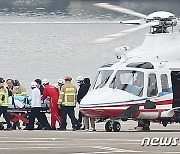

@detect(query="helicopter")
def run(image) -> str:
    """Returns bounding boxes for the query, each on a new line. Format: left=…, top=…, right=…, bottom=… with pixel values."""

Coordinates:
left=80, top=3, right=180, bottom=132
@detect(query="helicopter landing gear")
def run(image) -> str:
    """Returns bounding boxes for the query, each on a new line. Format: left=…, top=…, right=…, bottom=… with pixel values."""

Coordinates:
left=105, top=120, right=121, bottom=132
left=136, top=120, right=150, bottom=131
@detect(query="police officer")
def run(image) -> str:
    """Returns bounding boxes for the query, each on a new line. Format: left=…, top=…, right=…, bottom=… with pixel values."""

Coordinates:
left=59, top=76, right=81, bottom=131
left=0, top=77, right=12, bottom=130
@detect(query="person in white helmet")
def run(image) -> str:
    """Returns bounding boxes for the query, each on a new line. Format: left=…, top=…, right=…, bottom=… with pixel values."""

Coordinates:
left=58, top=79, right=65, bottom=91
left=42, top=79, right=62, bottom=130
left=76, top=76, right=85, bottom=127
left=27, top=82, right=48, bottom=130
left=76, top=76, right=84, bottom=86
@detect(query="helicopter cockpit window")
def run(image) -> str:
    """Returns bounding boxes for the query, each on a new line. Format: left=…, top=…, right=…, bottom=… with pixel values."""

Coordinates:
left=147, top=74, right=158, bottom=97
left=109, top=70, right=144, bottom=96
left=93, top=70, right=113, bottom=89
left=161, top=74, right=169, bottom=92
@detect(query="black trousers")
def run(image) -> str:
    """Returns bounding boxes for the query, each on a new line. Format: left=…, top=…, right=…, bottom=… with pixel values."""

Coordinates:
left=61, top=106, right=80, bottom=129
left=78, top=111, right=85, bottom=124
left=28, top=107, right=47, bottom=130
left=0, top=106, right=12, bottom=128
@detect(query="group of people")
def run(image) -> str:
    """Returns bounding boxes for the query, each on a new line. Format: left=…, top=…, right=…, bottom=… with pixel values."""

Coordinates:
left=0, top=75, right=96, bottom=131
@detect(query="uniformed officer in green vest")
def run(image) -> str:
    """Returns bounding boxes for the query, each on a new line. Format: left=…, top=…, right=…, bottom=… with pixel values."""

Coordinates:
left=0, top=77, right=12, bottom=130
left=59, top=76, right=81, bottom=131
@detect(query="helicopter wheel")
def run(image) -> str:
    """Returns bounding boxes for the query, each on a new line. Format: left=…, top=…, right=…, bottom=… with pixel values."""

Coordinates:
left=105, top=120, right=113, bottom=132
left=113, top=121, right=121, bottom=132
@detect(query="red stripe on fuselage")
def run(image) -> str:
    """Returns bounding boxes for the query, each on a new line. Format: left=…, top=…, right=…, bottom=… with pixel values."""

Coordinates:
left=80, top=99, right=173, bottom=109
left=80, top=99, right=173, bottom=118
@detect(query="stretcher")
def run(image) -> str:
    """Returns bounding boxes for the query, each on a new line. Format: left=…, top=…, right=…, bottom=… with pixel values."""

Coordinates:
left=7, top=96, right=50, bottom=125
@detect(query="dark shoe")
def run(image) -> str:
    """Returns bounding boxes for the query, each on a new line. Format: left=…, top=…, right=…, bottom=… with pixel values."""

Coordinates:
left=35, top=125, right=43, bottom=130
left=4, top=127, right=12, bottom=131
left=76, top=124, right=82, bottom=130
left=72, top=128, right=76, bottom=131
left=80, top=126, right=85, bottom=130
left=12, top=125, right=16, bottom=130
left=50, top=127, right=56, bottom=130
left=58, top=128, right=66, bottom=131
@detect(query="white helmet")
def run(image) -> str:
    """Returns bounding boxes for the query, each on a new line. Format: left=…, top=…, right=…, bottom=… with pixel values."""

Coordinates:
left=58, top=79, right=65, bottom=84
left=31, top=82, right=37, bottom=88
left=42, top=79, right=49, bottom=85
left=76, top=76, right=84, bottom=82
left=53, top=83, right=59, bottom=89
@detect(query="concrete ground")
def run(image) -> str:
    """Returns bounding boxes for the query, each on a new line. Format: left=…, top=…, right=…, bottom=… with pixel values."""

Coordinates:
left=0, top=120, right=179, bottom=154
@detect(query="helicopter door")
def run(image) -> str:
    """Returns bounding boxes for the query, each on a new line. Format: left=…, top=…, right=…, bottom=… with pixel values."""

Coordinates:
left=171, top=71, right=180, bottom=108
left=145, top=73, right=158, bottom=109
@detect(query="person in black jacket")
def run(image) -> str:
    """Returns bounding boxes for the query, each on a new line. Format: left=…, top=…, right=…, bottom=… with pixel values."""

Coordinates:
left=81, top=78, right=96, bottom=131
left=77, top=76, right=85, bottom=126
left=78, top=78, right=95, bottom=130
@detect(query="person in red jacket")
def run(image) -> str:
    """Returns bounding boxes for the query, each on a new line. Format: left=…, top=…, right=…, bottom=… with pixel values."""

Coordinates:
left=41, top=79, right=62, bottom=130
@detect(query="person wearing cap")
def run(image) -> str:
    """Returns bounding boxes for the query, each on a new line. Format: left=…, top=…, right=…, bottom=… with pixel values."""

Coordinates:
left=27, top=82, right=47, bottom=130
left=41, top=79, right=62, bottom=130
left=59, top=76, right=81, bottom=131
left=76, top=76, right=85, bottom=127
left=0, top=77, right=12, bottom=130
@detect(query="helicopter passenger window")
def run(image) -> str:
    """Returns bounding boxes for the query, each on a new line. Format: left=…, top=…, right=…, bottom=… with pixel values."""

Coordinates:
left=147, top=74, right=158, bottom=97
left=161, top=74, right=169, bottom=92
left=109, top=70, right=144, bottom=96
left=93, top=70, right=113, bottom=89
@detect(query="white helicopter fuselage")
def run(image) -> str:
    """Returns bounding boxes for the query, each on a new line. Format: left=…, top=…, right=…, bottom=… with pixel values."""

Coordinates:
left=80, top=32, right=180, bottom=121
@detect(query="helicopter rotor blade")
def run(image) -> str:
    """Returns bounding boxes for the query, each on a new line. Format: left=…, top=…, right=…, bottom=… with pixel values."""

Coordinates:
left=94, top=3, right=147, bottom=19
left=90, top=21, right=159, bottom=44
left=0, top=21, right=124, bottom=24
left=120, top=19, right=141, bottom=25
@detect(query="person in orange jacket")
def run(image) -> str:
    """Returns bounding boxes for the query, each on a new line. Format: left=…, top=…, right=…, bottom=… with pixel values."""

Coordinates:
left=41, top=79, right=62, bottom=130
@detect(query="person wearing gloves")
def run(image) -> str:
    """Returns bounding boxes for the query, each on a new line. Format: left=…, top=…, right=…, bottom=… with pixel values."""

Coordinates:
left=27, top=82, right=47, bottom=130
